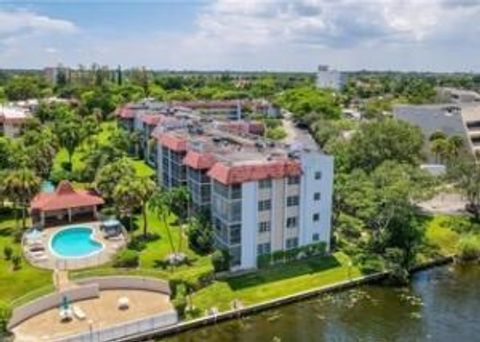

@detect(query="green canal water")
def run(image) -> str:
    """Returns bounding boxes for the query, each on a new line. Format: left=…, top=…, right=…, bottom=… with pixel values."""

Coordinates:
left=163, top=264, right=480, bottom=341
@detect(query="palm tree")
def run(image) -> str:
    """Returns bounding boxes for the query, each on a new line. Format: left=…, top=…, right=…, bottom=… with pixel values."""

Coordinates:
left=113, top=176, right=155, bottom=236
left=429, top=130, right=447, bottom=142
left=135, top=177, right=155, bottom=237
left=55, top=119, right=83, bottom=168
left=446, top=135, right=464, bottom=160
left=149, top=190, right=176, bottom=257
left=3, top=169, right=41, bottom=229
left=170, top=186, right=191, bottom=253
left=430, top=138, right=447, bottom=163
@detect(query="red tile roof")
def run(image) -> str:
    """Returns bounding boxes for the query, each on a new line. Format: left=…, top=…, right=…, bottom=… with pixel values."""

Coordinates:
left=208, top=159, right=302, bottom=185
left=141, top=114, right=163, bottom=126
left=183, top=151, right=217, bottom=170
left=31, top=181, right=104, bottom=212
left=177, top=100, right=240, bottom=110
left=117, top=106, right=135, bottom=119
left=158, top=133, right=187, bottom=152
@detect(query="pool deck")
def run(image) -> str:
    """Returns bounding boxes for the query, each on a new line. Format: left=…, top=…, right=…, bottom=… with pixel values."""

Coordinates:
left=12, top=289, right=173, bottom=342
left=24, top=222, right=127, bottom=270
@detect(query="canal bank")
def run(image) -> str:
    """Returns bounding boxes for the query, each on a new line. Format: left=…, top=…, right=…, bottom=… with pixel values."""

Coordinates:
left=114, top=255, right=456, bottom=342
left=164, top=262, right=480, bottom=342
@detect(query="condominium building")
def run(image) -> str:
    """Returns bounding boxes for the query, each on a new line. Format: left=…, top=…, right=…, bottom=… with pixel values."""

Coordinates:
left=116, top=100, right=334, bottom=271
left=316, top=65, right=346, bottom=91
left=0, top=105, right=30, bottom=137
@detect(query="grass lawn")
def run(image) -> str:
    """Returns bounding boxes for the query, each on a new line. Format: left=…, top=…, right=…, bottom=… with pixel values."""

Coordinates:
left=133, top=160, right=155, bottom=178
left=192, top=252, right=360, bottom=312
left=71, top=207, right=213, bottom=284
left=0, top=212, right=52, bottom=306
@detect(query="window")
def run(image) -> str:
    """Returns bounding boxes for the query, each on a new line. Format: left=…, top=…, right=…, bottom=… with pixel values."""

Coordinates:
left=259, top=179, right=272, bottom=189
left=258, top=199, right=271, bottom=211
left=287, top=176, right=300, bottom=185
left=287, top=195, right=299, bottom=207
left=313, top=213, right=320, bottom=222
left=258, top=221, right=271, bottom=233
left=314, top=171, right=322, bottom=180
left=286, top=216, right=298, bottom=228
left=286, top=237, right=299, bottom=250
left=312, top=233, right=320, bottom=241
left=231, top=184, right=242, bottom=199
left=314, top=192, right=321, bottom=201
left=230, top=246, right=241, bottom=267
left=257, top=243, right=271, bottom=255
left=229, top=224, right=241, bottom=245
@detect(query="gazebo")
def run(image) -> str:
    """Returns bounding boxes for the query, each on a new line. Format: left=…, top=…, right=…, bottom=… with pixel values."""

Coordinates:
left=30, top=181, right=104, bottom=226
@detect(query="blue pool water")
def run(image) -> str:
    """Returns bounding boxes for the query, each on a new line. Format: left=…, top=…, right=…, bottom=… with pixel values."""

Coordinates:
left=41, top=181, right=55, bottom=193
left=50, top=227, right=103, bottom=258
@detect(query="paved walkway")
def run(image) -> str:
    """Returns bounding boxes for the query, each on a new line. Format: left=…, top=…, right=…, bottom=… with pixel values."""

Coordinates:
left=53, top=270, right=75, bottom=291
left=417, top=192, right=467, bottom=215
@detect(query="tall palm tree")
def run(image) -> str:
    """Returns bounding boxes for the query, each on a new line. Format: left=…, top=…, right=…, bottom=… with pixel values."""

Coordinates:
left=170, top=186, right=191, bottom=253
left=447, top=135, right=464, bottom=160
left=430, top=138, right=448, bottom=163
left=55, top=119, right=83, bottom=168
left=149, top=190, right=176, bottom=257
left=113, top=176, right=155, bottom=236
left=135, top=177, right=155, bottom=237
left=3, top=169, right=41, bottom=229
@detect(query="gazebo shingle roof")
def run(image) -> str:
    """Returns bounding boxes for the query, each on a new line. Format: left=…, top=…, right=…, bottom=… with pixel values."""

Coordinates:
left=31, top=181, right=104, bottom=212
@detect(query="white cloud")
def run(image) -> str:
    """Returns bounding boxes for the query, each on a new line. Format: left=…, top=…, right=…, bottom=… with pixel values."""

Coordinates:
left=0, top=9, right=77, bottom=41
left=195, top=0, right=480, bottom=48
left=1, top=1, right=480, bottom=71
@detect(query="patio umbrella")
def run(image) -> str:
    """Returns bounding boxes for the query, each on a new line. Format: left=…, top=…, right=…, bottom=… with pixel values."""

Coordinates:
left=61, top=295, right=70, bottom=310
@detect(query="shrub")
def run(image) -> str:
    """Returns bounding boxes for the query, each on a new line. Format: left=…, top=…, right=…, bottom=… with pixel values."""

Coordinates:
left=211, top=249, right=230, bottom=272
left=257, top=254, right=272, bottom=268
left=11, top=254, right=21, bottom=270
left=266, top=127, right=287, bottom=140
left=0, top=302, right=12, bottom=333
left=312, top=241, right=327, bottom=256
left=11, top=229, right=22, bottom=244
left=285, top=248, right=300, bottom=261
left=173, top=283, right=188, bottom=318
left=113, top=249, right=139, bottom=268
left=3, top=246, right=13, bottom=261
left=457, top=235, right=480, bottom=261
left=357, top=254, right=385, bottom=274
left=272, top=250, right=285, bottom=263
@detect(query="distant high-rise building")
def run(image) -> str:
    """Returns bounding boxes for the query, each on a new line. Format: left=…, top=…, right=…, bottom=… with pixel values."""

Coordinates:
left=316, top=65, right=346, bottom=90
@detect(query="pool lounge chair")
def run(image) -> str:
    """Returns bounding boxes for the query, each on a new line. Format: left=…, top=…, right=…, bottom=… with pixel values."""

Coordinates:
left=60, top=307, right=73, bottom=322
left=27, top=250, right=48, bottom=262
left=73, top=305, right=86, bottom=320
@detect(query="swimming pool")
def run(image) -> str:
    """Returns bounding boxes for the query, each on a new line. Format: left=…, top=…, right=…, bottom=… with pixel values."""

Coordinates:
left=50, top=226, right=103, bottom=258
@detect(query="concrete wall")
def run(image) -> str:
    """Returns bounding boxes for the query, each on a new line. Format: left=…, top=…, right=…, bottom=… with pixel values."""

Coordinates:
left=299, top=152, right=334, bottom=249
left=8, top=284, right=100, bottom=329
left=76, top=276, right=171, bottom=295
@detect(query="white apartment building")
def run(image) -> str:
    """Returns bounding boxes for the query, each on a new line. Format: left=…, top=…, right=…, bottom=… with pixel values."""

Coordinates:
left=151, top=121, right=334, bottom=270
left=316, top=65, right=346, bottom=91
left=117, top=100, right=334, bottom=271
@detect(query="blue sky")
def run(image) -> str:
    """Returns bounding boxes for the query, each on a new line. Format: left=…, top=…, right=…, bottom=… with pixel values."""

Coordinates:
left=1, top=1, right=480, bottom=71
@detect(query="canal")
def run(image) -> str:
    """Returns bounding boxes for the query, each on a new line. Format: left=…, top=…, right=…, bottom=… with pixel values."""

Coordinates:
left=163, top=264, right=480, bottom=341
